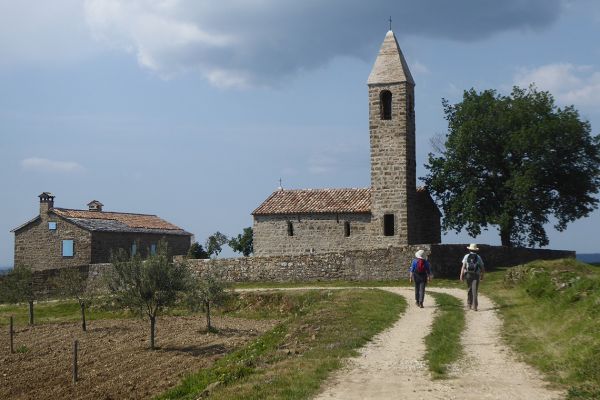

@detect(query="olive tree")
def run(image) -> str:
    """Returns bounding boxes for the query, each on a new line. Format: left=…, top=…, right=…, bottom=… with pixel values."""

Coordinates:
left=108, top=241, right=189, bottom=349
left=53, top=267, right=93, bottom=331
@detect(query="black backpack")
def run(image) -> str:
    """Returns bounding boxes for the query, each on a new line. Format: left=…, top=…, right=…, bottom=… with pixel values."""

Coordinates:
left=466, top=253, right=479, bottom=273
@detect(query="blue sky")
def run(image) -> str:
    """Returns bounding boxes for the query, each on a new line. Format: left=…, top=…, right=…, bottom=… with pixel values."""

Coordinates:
left=1, top=0, right=599, bottom=267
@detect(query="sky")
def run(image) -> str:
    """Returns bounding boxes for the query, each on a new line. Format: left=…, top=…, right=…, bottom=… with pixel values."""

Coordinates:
left=1, top=0, right=600, bottom=267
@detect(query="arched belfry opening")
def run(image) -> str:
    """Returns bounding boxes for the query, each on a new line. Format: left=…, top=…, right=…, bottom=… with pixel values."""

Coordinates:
left=380, top=90, right=392, bottom=120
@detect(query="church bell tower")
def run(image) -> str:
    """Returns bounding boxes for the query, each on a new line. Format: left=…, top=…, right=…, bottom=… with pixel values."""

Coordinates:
left=368, top=30, right=417, bottom=244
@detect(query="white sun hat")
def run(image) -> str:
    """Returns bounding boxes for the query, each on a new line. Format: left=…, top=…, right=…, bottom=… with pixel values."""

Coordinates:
left=466, top=243, right=480, bottom=251
left=415, top=249, right=426, bottom=259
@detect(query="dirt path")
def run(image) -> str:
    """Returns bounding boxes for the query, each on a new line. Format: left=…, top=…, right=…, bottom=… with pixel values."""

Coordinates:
left=314, top=287, right=564, bottom=400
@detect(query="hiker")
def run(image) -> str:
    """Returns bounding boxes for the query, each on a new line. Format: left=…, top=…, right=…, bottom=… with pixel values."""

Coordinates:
left=460, top=243, right=485, bottom=311
left=409, top=249, right=432, bottom=308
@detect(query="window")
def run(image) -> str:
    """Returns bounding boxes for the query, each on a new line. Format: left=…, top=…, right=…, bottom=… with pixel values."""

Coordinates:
left=48, top=222, right=57, bottom=230
left=344, top=221, right=351, bottom=237
left=287, top=221, right=294, bottom=236
left=62, top=240, right=74, bottom=257
left=131, top=243, right=137, bottom=256
left=383, top=214, right=395, bottom=236
left=150, top=243, right=157, bottom=255
left=380, top=90, right=392, bottom=120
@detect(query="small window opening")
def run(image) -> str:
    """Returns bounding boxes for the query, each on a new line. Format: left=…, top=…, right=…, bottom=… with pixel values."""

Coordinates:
left=62, top=239, right=74, bottom=257
left=380, top=90, right=392, bottom=120
left=48, top=222, right=57, bottom=230
left=150, top=243, right=157, bottom=255
left=287, top=221, right=294, bottom=236
left=383, top=214, right=395, bottom=236
left=344, top=221, right=351, bottom=237
left=131, top=242, right=137, bottom=256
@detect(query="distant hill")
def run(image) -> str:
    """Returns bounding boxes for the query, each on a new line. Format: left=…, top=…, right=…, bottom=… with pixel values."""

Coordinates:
left=576, top=253, right=600, bottom=263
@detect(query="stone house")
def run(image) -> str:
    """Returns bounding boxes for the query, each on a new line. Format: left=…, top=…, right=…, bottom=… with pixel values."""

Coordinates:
left=253, top=30, right=441, bottom=256
left=12, top=193, right=192, bottom=271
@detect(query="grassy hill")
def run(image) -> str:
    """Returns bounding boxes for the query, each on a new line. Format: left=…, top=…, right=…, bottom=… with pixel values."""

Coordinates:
left=483, top=259, right=600, bottom=399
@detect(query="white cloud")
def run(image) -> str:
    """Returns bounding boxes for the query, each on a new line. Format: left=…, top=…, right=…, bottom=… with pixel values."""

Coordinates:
left=514, top=63, right=600, bottom=106
left=21, top=158, right=85, bottom=173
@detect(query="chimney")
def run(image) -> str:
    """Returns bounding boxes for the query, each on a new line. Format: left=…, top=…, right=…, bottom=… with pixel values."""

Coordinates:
left=39, top=192, right=55, bottom=215
left=87, top=200, right=104, bottom=212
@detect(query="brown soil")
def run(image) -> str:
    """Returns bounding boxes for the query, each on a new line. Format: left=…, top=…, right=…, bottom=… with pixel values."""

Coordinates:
left=0, top=315, right=276, bottom=400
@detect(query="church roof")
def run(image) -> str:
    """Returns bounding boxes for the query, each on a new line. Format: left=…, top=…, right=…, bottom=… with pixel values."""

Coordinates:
left=367, top=30, right=414, bottom=85
left=252, top=188, right=372, bottom=215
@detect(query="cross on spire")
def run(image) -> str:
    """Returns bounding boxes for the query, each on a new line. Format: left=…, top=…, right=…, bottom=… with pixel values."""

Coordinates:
left=389, top=16, right=392, bottom=31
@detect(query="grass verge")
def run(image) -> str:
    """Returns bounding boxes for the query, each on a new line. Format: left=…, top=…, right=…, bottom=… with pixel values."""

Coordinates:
left=156, top=289, right=405, bottom=400
left=424, top=292, right=465, bottom=379
left=482, top=259, right=600, bottom=399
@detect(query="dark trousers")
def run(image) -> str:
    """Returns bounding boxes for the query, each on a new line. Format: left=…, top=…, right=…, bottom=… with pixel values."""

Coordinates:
left=413, top=273, right=427, bottom=304
left=465, top=273, right=480, bottom=309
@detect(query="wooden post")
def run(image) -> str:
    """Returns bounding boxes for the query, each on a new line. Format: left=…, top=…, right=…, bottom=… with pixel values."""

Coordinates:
left=28, top=300, right=34, bottom=326
left=9, top=316, right=14, bottom=354
left=72, top=339, right=78, bottom=384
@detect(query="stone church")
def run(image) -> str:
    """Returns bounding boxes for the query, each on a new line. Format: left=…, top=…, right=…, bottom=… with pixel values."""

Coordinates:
left=252, top=30, right=441, bottom=256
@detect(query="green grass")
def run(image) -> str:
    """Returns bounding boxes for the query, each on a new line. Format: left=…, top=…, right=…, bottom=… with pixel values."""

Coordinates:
left=156, top=289, right=406, bottom=400
left=424, top=292, right=465, bottom=379
left=0, top=299, right=134, bottom=327
left=482, top=259, right=600, bottom=399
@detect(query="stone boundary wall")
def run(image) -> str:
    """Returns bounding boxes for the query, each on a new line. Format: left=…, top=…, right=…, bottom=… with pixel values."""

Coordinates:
left=185, top=244, right=575, bottom=282
left=3, top=244, right=574, bottom=297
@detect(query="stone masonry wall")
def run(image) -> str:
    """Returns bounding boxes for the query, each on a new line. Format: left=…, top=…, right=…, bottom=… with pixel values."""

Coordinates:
left=186, top=244, right=575, bottom=282
left=14, top=215, right=92, bottom=272
left=14, top=244, right=574, bottom=297
left=91, top=232, right=191, bottom=263
left=369, top=82, right=416, bottom=245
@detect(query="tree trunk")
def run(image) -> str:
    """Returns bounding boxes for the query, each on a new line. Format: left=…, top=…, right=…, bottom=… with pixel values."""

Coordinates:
left=206, top=301, right=211, bottom=331
left=500, top=228, right=512, bottom=247
left=80, top=302, right=87, bottom=332
left=150, top=315, right=156, bottom=350
left=28, top=300, right=34, bottom=325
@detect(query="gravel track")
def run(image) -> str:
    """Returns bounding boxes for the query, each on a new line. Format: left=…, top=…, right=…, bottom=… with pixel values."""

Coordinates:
left=313, top=287, right=564, bottom=400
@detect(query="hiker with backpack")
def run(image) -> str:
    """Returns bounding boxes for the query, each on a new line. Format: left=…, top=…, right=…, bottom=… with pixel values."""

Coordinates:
left=409, top=249, right=432, bottom=308
left=460, top=244, right=485, bottom=311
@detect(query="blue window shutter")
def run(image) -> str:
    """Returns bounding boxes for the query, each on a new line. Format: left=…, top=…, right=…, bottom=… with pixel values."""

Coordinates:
left=62, top=240, right=74, bottom=257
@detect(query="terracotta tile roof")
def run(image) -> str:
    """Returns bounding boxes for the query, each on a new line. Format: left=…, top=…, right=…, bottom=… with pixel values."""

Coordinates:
left=51, top=208, right=191, bottom=235
left=253, top=188, right=371, bottom=215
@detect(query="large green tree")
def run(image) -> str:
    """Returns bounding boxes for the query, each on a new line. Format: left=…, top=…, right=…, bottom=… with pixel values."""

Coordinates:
left=205, top=231, right=229, bottom=258
left=424, top=86, right=600, bottom=247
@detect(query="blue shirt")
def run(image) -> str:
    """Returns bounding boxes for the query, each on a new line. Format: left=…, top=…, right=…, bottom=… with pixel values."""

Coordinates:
left=410, top=258, right=432, bottom=275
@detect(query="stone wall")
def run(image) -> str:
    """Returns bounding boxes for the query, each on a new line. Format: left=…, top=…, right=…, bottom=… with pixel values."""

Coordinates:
left=91, top=232, right=191, bottom=263
left=369, top=82, right=415, bottom=245
left=14, top=215, right=92, bottom=272
left=10, top=244, right=573, bottom=298
left=186, top=244, right=575, bottom=282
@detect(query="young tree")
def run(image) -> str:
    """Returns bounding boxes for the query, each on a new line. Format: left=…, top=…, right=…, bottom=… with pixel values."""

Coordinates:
left=228, top=227, right=254, bottom=256
left=187, top=272, right=227, bottom=332
left=424, top=86, right=600, bottom=247
left=52, top=267, right=92, bottom=331
left=205, top=232, right=229, bottom=258
left=188, top=241, right=210, bottom=259
left=108, top=241, right=189, bottom=349
left=4, top=266, right=36, bottom=325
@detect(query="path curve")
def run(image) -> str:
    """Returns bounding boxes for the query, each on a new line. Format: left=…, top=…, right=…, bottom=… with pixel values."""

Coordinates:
left=313, top=287, right=564, bottom=400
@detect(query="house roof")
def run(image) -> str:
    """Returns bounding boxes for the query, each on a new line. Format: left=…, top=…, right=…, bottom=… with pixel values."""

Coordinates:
left=252, top=188, right=372, bottom=215
left=51, top=208, right=191, bottom=236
